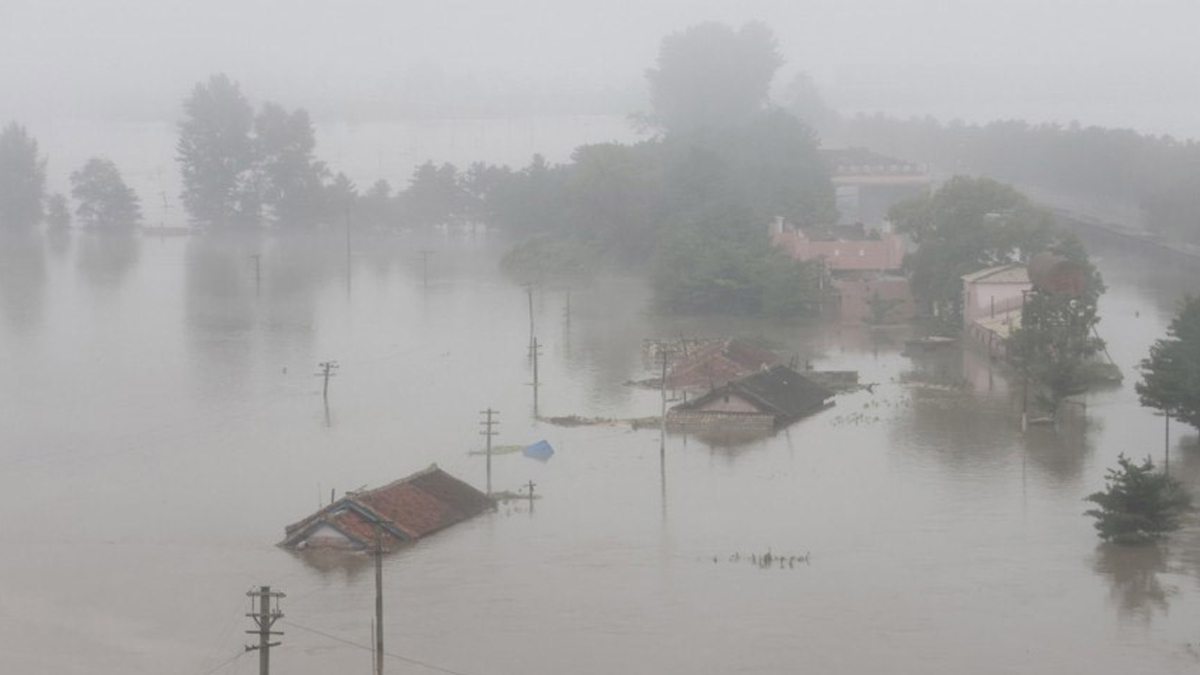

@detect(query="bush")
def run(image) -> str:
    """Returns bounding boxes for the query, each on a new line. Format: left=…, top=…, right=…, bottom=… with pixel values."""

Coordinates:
left=1084, top=455, right=1191, bottom=545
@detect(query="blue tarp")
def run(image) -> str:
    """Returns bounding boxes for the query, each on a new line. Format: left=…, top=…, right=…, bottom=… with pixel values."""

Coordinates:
left=522, top=440, right=554, bottom=462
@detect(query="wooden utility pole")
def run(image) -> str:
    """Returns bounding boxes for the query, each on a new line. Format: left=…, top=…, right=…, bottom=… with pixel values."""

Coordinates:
left=656, top=343, right=673, bottom=443
left=373, top=523, right=384, bottom=675
left=531, top=337, right=542, bottom=417
left=480, top=408, right=498, bottom=496
left=317, top=361, right=339, bottom=402
left=245, top=586, right=284, bottom=675
left=526, top=479, right=536, bottom=511
left=524, top=284, right=535, bottom=357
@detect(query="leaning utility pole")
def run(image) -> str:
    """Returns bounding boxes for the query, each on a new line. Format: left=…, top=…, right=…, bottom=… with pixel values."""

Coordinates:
left=245, top=586, right=285, bottom=675
left=480, top=408, right=499, bottom=496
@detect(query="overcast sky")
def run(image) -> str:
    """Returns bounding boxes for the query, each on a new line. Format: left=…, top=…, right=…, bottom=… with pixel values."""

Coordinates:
left=3, top=0, right=1200, bottom=136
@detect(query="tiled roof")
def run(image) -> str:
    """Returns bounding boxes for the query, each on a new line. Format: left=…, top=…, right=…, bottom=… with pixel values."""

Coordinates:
left=673, top=365, right=834, bottom=425
left=281, top=465, right=492, bottom=549
left=664, top=339, right=780, bottom=390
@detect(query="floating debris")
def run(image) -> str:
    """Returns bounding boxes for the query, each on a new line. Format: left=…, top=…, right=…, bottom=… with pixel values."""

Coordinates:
left=710, top=549, right=811, bottom=569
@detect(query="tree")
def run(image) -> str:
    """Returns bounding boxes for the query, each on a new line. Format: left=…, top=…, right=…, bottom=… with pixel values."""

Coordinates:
left=0, top=122, right=46, bottom=229
left=890, top=176, right=1058, bottom=321
left=645, top=22, right=782, bottom=135
left=45, top=193, right=71, bottom=230
left=1138, top=295, right=1200, bottom=429
left=1007, top=236, right=1107, bottom=409
left=1085, top=455, right=1191, bottom=545
left=70, top=158, right=142, bottom=230
left=400, top=161, right=462, bottom=229
left=782, top=71, right=840, bottom=139
left=254, top=102, right=327, bottom=227
left=176, top=74, right=259, bottom=227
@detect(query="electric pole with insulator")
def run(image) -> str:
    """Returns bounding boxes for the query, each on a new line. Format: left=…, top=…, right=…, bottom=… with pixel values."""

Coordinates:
left=317, top=361, right=339, bottom=402
left=245, top=585, right=284, bottom=675
left=480, top=408, right=498, bottom=496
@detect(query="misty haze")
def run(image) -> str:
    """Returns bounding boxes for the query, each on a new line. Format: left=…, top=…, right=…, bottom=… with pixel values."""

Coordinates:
left=5, top=2, right=1200, bottom=674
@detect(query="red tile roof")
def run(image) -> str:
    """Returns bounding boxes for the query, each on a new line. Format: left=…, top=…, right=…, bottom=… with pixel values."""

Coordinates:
left=663, top=339, right=781, bottom=390
left=281, top=465, right=493, bottom=550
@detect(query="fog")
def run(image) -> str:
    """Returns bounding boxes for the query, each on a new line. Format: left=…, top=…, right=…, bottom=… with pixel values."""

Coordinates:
left=4, top=0, right=1200, bottom=135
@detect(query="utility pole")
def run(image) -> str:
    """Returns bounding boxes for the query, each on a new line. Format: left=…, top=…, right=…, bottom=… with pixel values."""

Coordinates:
left=245, top=586, right=284, bottom=675
left=418, top=250, right=434, bottom=289
left=317, top=361, right=339, bottom=402
left=373, top=522, right=384, bottom=675
left=249, top=254, right=261, bottom=296
left=655, top=343, right=673, bottom=445
left=526, top=479, right=536, bottom=511
left=524, top=283, right=535, bottom=357
left=480, top=408, right=498, bottom=496
left=345, top=199, right=353, bottom=294
left=530, top=337, right=542, bottom=417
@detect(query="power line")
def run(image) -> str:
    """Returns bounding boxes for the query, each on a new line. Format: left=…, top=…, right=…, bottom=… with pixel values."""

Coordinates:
left=282, top=620, right=486, bottom=675
left=195, top=650, right=247, bottom=675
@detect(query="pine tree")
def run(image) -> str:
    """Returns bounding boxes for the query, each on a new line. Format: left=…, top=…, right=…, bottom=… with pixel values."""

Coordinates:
left=1084, top=455, right=1191, bottom=545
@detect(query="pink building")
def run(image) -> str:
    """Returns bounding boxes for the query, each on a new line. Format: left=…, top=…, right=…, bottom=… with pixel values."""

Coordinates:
left=770, top=218, right=906, bottom=272
left=961, top=264, right=1031, bottom=358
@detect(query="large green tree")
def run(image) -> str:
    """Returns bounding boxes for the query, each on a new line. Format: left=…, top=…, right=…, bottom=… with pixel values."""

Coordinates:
left=1138, top=295, right=1200, bottom=429
left=0, top=122, right=46, bottom=229
left=177, top=74, right=259, bottom=227
left=254, top=102, right=327, bottom=227
left=1007, top=236, right=1107, bottom=408
left=70, top=157, right=142, bottom=230
left=891, top=176, right=1058, bottom=320
left=645, top=21, right=782, bottom=135
left=1085, top=455, right=1191, bottom=545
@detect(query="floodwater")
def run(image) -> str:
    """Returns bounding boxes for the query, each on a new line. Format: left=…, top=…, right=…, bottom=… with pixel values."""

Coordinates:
left=3, top=223, right=1200, bottom=675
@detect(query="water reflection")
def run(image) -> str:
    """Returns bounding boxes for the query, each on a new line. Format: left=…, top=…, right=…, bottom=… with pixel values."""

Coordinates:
left=1093, top=543, right=1173, bottom=621
left=0, top=232, right=46, bottom=333
left=288, top=548, right=375, bottom=582
left=76, top=231, right=139, bottom=286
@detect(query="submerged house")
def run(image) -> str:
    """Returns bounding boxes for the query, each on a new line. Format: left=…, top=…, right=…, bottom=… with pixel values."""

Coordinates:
left=666, top=365, right=835, bottom=429
left=769, top=218, right=913, bottom=324
left=962, top=264, right=1031, bottom=358
left=662, top=338, right=781, bottom=392
left=280, top=465, right=493, bottom=551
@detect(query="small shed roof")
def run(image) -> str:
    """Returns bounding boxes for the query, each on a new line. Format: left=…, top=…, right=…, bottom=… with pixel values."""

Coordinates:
left=281, top=465, right=493, bottom=550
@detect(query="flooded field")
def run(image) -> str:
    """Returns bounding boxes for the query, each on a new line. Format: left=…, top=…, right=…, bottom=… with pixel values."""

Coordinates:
left=3, top=229, right=1200, bottom=675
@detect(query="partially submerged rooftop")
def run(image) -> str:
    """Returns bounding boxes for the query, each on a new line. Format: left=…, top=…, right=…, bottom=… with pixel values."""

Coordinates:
left=280, top=465, right=493, bottom=551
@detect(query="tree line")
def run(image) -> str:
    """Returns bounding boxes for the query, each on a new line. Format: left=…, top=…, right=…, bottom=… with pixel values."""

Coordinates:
left=840, top=114, right=1200, bottom=243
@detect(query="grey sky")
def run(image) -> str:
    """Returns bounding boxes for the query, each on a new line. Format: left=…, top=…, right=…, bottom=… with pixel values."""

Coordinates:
left=3, top=0, right=1199, bottom=135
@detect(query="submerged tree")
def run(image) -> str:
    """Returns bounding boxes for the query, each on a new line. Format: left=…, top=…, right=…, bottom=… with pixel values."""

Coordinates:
left=70, top=158, right=142, bottom=230
left=1007, top=237, right=1107, bottom=410
left=890, top=176, right=1058, bottom=321
left=645, top=21, right=782, bottom=135
left=1138, top=295, right=1200, bottom=430
left=254, top=102, right=327, bottom=227
left=44, top=193, right=71, bottom=230
left=177, top=74, right=258, bottom=227
left=1085, top=455, right=1191, bottom=545
left=0, top=122, right=46, bottom=229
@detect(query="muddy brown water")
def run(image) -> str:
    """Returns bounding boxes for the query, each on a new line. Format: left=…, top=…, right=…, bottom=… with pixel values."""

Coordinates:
left=2, top=229, right=1200, bottom=675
